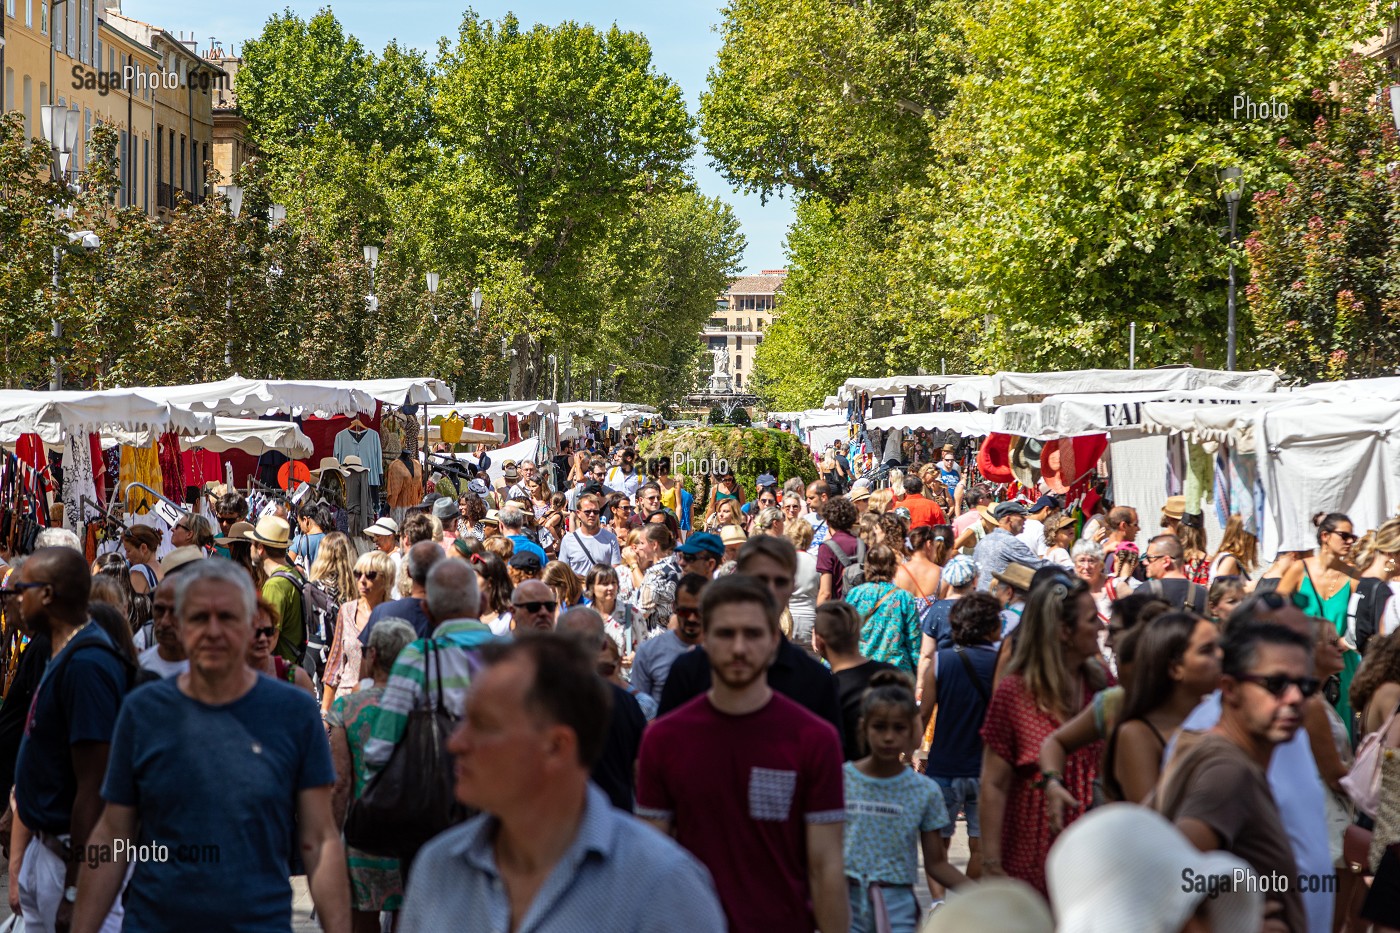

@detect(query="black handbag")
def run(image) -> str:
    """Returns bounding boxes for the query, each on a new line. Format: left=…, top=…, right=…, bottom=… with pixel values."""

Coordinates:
left=343, top=640, right=469, bottom=860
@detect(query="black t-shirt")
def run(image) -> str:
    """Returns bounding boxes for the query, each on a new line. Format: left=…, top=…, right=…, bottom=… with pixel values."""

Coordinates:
left=1354, top=577, right=1394, bottom=655
left=656, top=638, right=842, bottom=735
left=0, top=630, right=50, bottom=801
left=1146, top=577, right=1208, bottom=614
left=592, top=683, right=647, bottom=811
left=834, top=659, right=897, bottom=760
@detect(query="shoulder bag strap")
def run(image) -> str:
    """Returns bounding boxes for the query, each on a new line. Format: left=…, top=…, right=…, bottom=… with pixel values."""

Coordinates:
left=825, top=537, right=855, bottom=568
left=861, top=585, right=899, bottom=624
left=954, top=646, right=990, bottom=707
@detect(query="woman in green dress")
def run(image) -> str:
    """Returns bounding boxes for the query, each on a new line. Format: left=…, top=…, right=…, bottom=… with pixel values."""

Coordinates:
left=328, top=617, right=419, bottom=933
left=1282, top=512, right=1363, bottom=736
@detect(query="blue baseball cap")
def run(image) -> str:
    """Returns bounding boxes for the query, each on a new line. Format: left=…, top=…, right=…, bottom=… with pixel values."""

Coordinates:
left=675, top=532, right=724, bottom=559
left=756, top=473, right=778, bottom=488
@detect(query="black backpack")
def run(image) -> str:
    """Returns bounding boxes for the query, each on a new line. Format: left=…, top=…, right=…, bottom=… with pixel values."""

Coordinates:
left=824, top=538, right=866, bottom=596
left=1146, top=579, right=1208, bottom=615
left=270, top=570, right=338, bottom=680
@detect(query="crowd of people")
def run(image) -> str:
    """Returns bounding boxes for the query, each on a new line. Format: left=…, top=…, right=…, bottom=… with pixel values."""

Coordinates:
left=0, top=432, right=1399, bottom=933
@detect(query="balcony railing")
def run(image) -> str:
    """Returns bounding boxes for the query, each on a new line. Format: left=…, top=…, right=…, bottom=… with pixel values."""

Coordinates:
left=702, top=323, right=764, bottom=333
left=157, top=182, right=173, bottom=209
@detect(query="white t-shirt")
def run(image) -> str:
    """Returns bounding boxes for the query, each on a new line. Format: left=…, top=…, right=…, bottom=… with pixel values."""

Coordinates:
left=138, top=645, right=189, bottom=679
left=1017, top=519, right=1047, bottom=557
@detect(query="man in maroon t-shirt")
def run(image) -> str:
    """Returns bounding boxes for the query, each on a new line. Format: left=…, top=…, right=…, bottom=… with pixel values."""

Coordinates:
left=897, top=475, right=947, bottom=529
left=636, top=575, right=847, bottom=933
left=815, top=496, right=860, bottom=604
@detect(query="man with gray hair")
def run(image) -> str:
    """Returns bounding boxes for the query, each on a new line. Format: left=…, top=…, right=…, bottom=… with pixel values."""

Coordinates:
left=557, top=606, right=647, bottom=811
left=33, top=527, right=82, bottom=552
left=362, top=559, right=499, bottom=795
left=73, top=558, right=350, bottom=933
left=359, top=540, right=443, bottom=647
left=499, top=506, right=548, bottom=565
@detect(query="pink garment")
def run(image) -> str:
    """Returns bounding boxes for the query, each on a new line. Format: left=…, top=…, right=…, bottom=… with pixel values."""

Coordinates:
left=324, top=600, right=369, bottom=699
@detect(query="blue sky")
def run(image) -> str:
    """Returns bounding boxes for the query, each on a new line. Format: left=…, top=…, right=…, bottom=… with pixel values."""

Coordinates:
left=124, top=0, right=795, bottom=273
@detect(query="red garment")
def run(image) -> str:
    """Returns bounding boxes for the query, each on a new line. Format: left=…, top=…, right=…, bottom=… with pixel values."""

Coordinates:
left=506, top=414, right=521, bottom=444
left=180, top=450, right=222, bottom=489
left=14, top=434, right=54, bottom=496
left=900, top=495, right=947, bottom=529
left=636, top=692, right=844, bottom=933
left=89, top=434, right=105, bottom=507
left=158, top=432, right=185, bottom=501
left=979, top=673, right=1107, bottom=896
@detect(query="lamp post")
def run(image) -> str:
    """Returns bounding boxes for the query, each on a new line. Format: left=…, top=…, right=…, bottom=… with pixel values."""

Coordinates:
left=216, top=184, right=243, bottom=369
left=471, top=286, right=483, bottom=320
left=425, top=272, right=440, bottom=323
left=41, top=104, right=81, bottom=391
left=267, top=204, right=286, bottom=227
left=363, top=245, right=380, bottom=313
left=1220, top=166, right=1243, bottom=371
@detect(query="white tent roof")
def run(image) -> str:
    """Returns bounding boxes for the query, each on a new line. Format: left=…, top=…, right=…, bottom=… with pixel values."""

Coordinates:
left=179, top=418, right=314, bottom=458
left=558, top=402, right=658, bottom=417
left=135, top=377, right=452, bottom=418
left=0, top=389, right=215, bottom=443
left=823, top=395, right=841, bottom=410
left=995, top=389, right=1284, bottom=439
left=1295, top=376, right=1400, bottom=402
left=1139, top=397, right=1322, bottom=449
left=425, top=400, right=560, bottom=419
left=865, top=411, right=995, bottom=437
left=946, top=368, right=1280, bottom=409
left=837, top=375, right=971, bottom=403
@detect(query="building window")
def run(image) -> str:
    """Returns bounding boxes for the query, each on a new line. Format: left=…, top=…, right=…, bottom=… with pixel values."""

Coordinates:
left=735, top=374, right=743, bottom=388
left=38, top=81, right=46, bottom=108
left=4, top=70, right=12, bottom=111
left=5, top=0, right=13, bottom=19
left=22, top=77, right=32, bottom=140
left=142, top=137, right=149, bottom=212
left=735, top=356, right=742, bottom=371
left=39, top=1, right=45, bottom=33
left=79, top=0, right=88, bottom=63
left=24, top=0, right=31, bottom=28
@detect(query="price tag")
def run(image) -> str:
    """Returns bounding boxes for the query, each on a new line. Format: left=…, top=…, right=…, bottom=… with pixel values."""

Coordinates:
left=153, top=499, right=187, bottom=527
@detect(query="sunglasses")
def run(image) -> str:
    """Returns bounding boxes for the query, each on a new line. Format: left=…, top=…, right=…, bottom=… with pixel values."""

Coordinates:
left=355, top=571, right=379, bottom=581
left=1332, top=531, right=1359, bottom=543
left=675, top=606, right=700, bottom=620
left=1237, top=673, right=1322, bottom=699
left=0, top=581, right=48, bottom=596
left=580, top=509, right=600, bottom=516
left=254, top=626, right=278, bottom=640
left=618, top=506, right=635, bottom=513
left=1257, top=590, right=1313, bottom=612
left=513, top=600, right=558, bottom=614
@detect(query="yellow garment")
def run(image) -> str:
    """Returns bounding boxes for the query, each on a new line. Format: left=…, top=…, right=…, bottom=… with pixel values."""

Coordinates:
left=119, top=441, right=163, bottom=514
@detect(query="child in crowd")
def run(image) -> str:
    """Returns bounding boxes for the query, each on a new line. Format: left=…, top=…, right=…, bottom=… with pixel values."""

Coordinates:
left=843, top=670, right=968, bottom=931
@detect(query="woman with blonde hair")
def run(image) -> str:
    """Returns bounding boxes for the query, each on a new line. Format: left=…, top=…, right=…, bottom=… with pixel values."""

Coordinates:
left=1353, top=516, right=1400, bottom=650
left=309, top=531, right=357, bottom=607
left=542, top=560, right=584, bottom=612
left=867, top=488, right=895, bottom=517
left=980, top=576, right=1108, bottom=896
left=705, top=498, right=744, bottom=535
left=1209, top=514, right=1258, bottom=580
left=321, top=549, right=394, bottom=712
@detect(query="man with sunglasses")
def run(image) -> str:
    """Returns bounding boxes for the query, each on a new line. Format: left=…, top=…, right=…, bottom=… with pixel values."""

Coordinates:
left=1157, top=621, right=1313, bottom=933
left=559, top=493, right=621, bottom=577
left=631, top=573, right=709, bottom=704
left=511, top=580, right=560, bottom=631
left=1167, top=597, right=1335, bottom=933
left=1142, top=535, right=1209, bottom=614
left=211, top=491, right=248, bottom=560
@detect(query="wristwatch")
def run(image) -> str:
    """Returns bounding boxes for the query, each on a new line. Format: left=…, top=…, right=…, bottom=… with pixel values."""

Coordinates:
left=64, top=885, right=78, bottom=904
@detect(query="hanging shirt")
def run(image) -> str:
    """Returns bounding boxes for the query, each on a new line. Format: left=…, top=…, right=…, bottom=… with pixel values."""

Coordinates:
left=333, top=427, right=384, bottom=486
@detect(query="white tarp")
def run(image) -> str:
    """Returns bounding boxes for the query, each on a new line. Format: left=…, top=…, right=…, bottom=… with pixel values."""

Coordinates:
left=1257, top=402, right=1400, bottom=553
left=864, top=411, right=995, bottom=437
left=425, top=400, right=560, bottom=419
left=837, top=375, right=972, bottom=403
left=180, top=418, right=314, bottom=458
left=947, top=368, right=1280, bottom=409
left=1139, top=397, right=1323, bottom=450
left=136, top=377, right=452, bottom=418
left=1295, top=376, right=1400, bottom=402
left=0, top=389, right=215, bottom=443
left=823, top=395, right=841, bottom=410
left=806, top=426, right=849, bottom=457
left=1000, top=389, right=1284, bottom=440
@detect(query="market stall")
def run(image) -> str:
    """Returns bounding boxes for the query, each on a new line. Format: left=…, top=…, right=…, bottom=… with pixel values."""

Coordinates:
left=946, top=367, right=1281, bottom=409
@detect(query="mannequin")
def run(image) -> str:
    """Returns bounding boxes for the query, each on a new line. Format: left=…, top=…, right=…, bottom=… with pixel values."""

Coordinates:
left=386, top=449, right=424, bottom=526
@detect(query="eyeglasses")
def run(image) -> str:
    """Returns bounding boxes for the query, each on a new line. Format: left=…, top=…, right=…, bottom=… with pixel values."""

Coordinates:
left=675, top=606, right=700, bottom=620
left=355, top=571, right=379, bottom=581
left=1257, top=591, right=1313, bottom=612
left=513, top=600, right=558, bottom=614
left=1142, top=553, right=1170, bottom=564
left=253, top=626, right=278, bottom=640
left=216, top=515, right=240, bottom=525
left=618, top=506, right=635, bottom=513
left=580, top=509, right=600, bottom=516
left=1237, top=673, right=1321, bottom=699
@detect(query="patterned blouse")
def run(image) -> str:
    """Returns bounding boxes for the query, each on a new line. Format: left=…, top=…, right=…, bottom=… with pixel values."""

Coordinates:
left=845, top=582, right=922, bottom=673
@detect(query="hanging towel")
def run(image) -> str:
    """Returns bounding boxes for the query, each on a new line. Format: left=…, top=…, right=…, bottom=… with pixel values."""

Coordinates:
left=1182, top=443, right=1215, bottom=516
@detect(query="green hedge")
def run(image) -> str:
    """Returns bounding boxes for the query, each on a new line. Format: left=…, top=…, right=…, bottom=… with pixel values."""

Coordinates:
left=639, top=427, right=818, bottom=502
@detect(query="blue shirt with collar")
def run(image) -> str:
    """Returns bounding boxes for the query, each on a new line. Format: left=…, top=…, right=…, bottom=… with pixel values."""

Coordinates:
left=508, top=535, right=549, bottom=565
left=399, top=782, right=725, bottom=933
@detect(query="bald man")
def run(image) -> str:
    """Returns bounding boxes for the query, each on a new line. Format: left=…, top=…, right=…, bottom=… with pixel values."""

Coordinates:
left=557, top=607, right=646, bottom=810
left=511, top=580, right=559, bottom=632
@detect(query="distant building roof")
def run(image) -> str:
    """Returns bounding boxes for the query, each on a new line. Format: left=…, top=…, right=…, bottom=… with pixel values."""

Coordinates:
left=726, top=271, right=787, bottom=297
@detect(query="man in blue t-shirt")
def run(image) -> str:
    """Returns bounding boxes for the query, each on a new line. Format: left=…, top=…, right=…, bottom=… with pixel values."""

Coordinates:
left=13, top=547, right=128, bottom=933
left=72, top=558, right=349, bottom=933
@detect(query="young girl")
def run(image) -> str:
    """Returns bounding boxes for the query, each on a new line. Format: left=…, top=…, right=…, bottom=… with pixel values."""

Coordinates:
left=844, top=670, right=968, bottom=932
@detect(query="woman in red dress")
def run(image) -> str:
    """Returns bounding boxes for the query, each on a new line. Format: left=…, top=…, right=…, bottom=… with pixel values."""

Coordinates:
left=979, top=575, right=1111, bottom=896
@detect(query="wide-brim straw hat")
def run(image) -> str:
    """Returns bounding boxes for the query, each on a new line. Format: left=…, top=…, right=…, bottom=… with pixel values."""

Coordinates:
left=243, top=515, right=292, bottom=548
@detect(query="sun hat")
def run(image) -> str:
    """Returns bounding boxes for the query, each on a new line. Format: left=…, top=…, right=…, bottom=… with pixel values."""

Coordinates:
left=922, top=879, right=1053, bottom=933
left=243, top=515, right=292, bottom=548
left=363, top=518, right=400, bottom=538
left=310, top=457, right=346, bottom=478
left=1047, top=803, right=1260, bottom=933
left=432, top=498, right=459, bottom=521
left=720, top=525, right=748, bottom=547
left=341, top=455, right=369, bottom=474
left=159, top=546, right=206, bottom=576
left=213, top=521, right=254, bottom=546
left=993, top=562, right=1036, bottom=593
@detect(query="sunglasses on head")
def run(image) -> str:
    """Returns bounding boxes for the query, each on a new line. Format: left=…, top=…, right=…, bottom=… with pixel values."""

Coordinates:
left=1236, top=673, right=1322, bottom=699
left=514, top=600, right=558, bottom=614
left=254, top=626, right=278, bottom=640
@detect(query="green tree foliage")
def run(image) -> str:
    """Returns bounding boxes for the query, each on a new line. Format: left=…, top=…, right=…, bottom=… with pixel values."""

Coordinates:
left=639, top=426, right=815, bottom=502
left=715, top=0, right=1378, bottom=406
left=1245, top=58, right=1400, bottom=381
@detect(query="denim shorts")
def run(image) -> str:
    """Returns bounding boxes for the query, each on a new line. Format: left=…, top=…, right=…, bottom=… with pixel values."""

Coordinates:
left=848, top=881, right=919, bottom=933
left=929, top=774, right=980, bottom=838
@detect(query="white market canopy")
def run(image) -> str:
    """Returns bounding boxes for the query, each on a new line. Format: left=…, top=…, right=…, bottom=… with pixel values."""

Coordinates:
left=136, top=377, right=453, bottom=418
left=1294, top=375, right=1400, bottom=402
left=992, top=388, right=1286, bottom=440
left=0, top=388, right=215, bottom=443
left=423, top=400, right=560, bottom=420
left=180, top=418, right=315, bottom=458
left=1139, top=397, right=1324, bottom=450
left=836, top=375, right=972, bottom=403
left=864, top=410, right=995, bottom=437
left=946, top=367, right=1281, bottom=409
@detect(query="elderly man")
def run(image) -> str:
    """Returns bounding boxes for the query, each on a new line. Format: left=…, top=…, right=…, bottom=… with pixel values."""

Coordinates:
left=498, top=507, right=548, bottom=566
left=972, top=501, right=1049, bottom=592
left=511, top=580, right=560, bottom=632
left=363, top=559, right=498, bottom=783
left=399, top=632, right=724, bottom=931
left=137, top=576, right=189, bottom=679
left=72, top=559, right=349, bottom=933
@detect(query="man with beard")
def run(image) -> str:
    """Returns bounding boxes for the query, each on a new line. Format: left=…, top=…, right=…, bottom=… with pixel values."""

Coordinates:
left=636, top=575, right=847, bottom=933
left=630, top=573, right=708, bottom=704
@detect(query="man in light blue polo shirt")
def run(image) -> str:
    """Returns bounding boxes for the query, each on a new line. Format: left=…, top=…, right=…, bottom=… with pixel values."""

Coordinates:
left=399, top=632, right=723, bottom=933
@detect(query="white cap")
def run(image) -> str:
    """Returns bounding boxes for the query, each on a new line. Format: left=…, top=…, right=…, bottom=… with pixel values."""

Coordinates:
left=363, top=518, right=400, bottom=537
left=1047, top=803, right=1262, bottom=933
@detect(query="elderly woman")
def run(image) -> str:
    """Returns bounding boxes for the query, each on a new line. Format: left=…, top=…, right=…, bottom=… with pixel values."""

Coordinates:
left=329, top=618, right=418, bottom=933
left=980, top=576, right=1109, bottom=896
left=1072, top=538, right=1130, bottom=629
left=321, top=550, right=395, bottom=713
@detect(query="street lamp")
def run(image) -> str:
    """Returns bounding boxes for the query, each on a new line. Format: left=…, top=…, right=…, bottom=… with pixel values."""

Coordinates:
left=216, top=185, right=244, bottom=369
left=363, top=245, right=380, bottom=312
left=471, top=286, right=483, bottom=319
left=267, top=204, right=286, bottom=227
left=40, top=104, right=81, bottom=390
left=1220, top=166, right=1243, bottom=371
left=425, top=272, right=439, bottom=294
